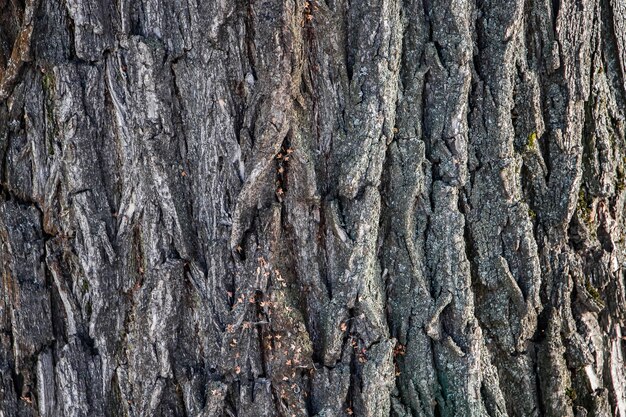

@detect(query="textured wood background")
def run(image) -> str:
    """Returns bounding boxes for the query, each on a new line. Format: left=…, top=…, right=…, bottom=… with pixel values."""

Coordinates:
left=1, top=0, right=626, bottom=416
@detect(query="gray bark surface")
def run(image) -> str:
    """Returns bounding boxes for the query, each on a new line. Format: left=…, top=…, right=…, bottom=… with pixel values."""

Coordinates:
left=1, top=0, right=626, bottom=416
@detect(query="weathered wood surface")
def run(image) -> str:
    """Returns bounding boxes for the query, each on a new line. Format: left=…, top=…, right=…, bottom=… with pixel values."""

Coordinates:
left=1, top=0, right=626, bottom=416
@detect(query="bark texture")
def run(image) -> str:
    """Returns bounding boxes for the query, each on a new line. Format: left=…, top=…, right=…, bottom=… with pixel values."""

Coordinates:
left=1, top=0, right=626, bottom=416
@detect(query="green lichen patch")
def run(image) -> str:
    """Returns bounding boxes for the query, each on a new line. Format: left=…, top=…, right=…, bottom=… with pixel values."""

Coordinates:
left=577, top=189, right=593, bottom=229
left=527, top=131, right=537, bottom=149
left=565, top=387, right=577, bottom=401
left=585, top=279, right=602, bottom=304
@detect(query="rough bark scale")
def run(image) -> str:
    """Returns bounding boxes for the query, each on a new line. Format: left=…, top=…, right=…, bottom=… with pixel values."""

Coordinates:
left=1, top=0, right=626, bottom=416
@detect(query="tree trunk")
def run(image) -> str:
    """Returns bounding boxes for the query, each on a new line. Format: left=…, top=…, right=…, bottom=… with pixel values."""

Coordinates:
left=1, top=0, right=626, bottom=416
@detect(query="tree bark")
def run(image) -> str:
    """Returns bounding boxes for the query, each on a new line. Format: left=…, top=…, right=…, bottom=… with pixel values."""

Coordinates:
left=1, top=0, right=626, bottom=416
